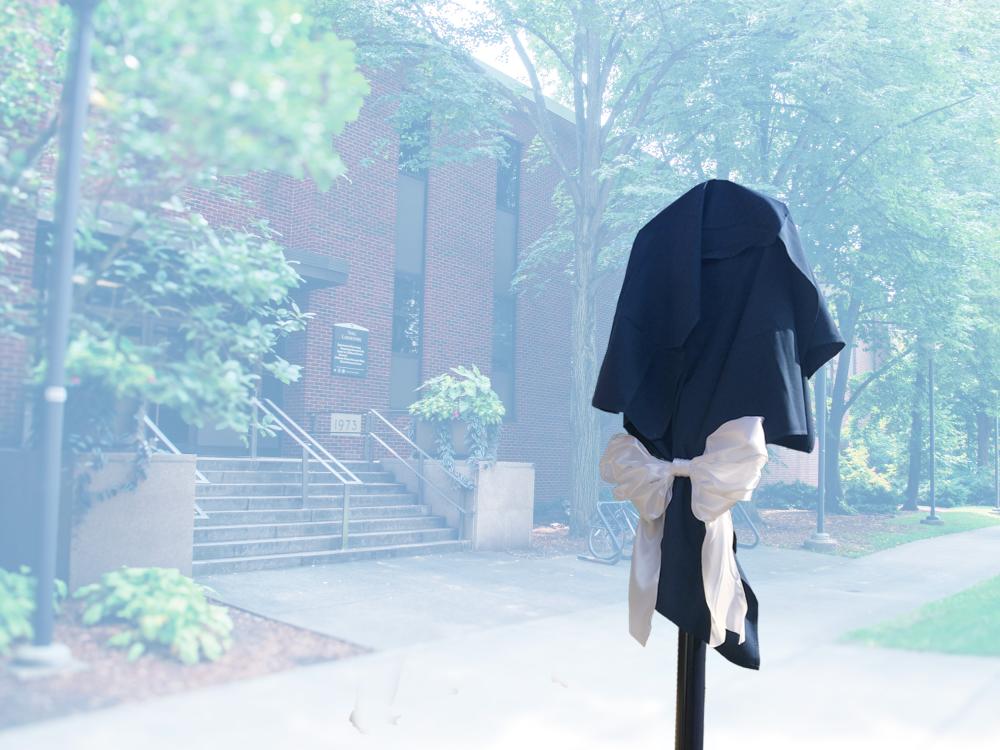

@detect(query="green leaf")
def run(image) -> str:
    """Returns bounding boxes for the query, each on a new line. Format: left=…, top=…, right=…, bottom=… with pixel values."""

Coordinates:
left=127, top=642, right=146, bottom=662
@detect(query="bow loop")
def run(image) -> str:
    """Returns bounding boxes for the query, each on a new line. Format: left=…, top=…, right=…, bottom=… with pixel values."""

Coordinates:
left=598, top=416, right=768, bottom=648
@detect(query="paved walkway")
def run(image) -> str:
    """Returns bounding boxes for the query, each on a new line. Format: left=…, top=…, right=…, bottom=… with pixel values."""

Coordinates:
left=3, top=526, right=1000, bottom=750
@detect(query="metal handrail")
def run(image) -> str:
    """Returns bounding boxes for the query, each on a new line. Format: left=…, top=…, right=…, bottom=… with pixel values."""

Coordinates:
left=142, top=414, right=209, bottom=519
left=253, top=397, right=362, bottom=550
left=368, top=432, right=468, bottom=516
left=254, top=397, right=362, bottom=485
left=367, top=408, right=473, bottom=490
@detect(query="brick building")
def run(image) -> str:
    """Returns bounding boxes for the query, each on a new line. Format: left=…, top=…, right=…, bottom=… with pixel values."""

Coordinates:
left=0, top=61, right=585, bottom=512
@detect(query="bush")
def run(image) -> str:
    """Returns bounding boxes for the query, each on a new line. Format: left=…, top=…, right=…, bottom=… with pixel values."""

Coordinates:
left=73, top=567, right=233, bottom=664
left=0, top=566, right=67, bottom=655
left=937, top=465, right=995, bottom=508
left=754, top=480, right=816, bottom=510
left=841, top=442, right=899, bottom=511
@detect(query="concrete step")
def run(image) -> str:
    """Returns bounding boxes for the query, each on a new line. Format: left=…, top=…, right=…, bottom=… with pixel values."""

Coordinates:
left=195, top=493, right=417, bottom=512
left=194, top=505, right=429, bottom=526
left=193, top=528, right=460, bottom=561
left=193, top=539, right=472, bottom=575
left=196, top=457, right=383, bottom=473
left=198, top=469, right=397, bottom=484
left=193, top=516, right=446, bottom=543
left=195, top=481, right=408, bottom=497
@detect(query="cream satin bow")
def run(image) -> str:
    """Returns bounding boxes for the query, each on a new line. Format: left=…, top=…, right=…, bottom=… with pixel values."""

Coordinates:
left=599, top=415, right=768, bottom=648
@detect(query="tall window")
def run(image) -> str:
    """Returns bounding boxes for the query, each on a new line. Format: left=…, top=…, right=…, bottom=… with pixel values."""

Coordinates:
left=389, top=119, right=430, bottom=409
left=492, top=137, right=521, bottom=417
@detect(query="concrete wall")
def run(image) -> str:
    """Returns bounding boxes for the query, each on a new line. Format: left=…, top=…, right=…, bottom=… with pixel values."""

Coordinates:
left=68, top=453, right=196, bottom=589
left=383, top=457, right=535, bottom=551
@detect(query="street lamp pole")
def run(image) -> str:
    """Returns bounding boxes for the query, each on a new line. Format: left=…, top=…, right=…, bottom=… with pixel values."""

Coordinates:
left=16, top=0, right=100, bottom=672
left=922, top=349, right=943, bottom=525
left=805, top=363, right=837, bottom=550
left=993, top=391, right=999, bottom=515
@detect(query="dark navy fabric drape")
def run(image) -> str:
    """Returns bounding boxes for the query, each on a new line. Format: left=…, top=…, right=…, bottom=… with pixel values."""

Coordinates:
left=592, top=178, right=845, bottom=669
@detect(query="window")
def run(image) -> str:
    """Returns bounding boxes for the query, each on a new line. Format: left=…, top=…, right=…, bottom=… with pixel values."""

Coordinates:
left=496, top=137, right=521, bottom=212
left=492, top=138, right=521, bottom=417
left=392, top=272, right=423, bottom=356
left=390, top=119, right=430, bottom=409
left=398, top=115, right=430, bottom=179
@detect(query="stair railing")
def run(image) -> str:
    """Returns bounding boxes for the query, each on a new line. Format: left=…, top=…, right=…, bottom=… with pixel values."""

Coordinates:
left=364, top=409, right=472, bottom=537
left=142, top=414, right=209, bottom=519
left=252, top=397, right=363, bottom=549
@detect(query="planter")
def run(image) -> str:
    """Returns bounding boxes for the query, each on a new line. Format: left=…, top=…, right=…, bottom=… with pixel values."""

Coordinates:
left=0, top=451, right=196, bottom=589
left=67, top=452, right=196, bottom=589
left=381, top=457, right=535, bottom=551
left=414, top=419, right=472, bottom=459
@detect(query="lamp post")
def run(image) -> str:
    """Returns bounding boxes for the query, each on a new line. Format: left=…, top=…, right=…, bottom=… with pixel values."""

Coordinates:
left=921, top=349, right=943, bottom=525
left=993, top=391, right=999, bottom=515
left=805, top=363, right=838, bottom=551
left=13, top=0, right=100, bottom=674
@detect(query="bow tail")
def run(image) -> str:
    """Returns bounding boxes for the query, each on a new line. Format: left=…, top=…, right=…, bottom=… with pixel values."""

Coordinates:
left=628, top=514, right=666, bottom=646
left=701, top=509, right=748, bottom=647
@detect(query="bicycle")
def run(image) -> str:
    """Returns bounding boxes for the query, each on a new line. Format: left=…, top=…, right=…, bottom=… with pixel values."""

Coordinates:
left=582, top=499, right=761, bottom=565
left=586, top=500, right=640, bottom=563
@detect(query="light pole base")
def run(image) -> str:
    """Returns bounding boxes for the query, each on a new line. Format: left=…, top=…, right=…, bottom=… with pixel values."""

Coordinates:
left=921, top=515, right=944, bottom=526
left=804, top=532, right=838, bottom=552
left=8, top=642, right=87, bottom=680
left=992, top=507, right=1000, bottom=515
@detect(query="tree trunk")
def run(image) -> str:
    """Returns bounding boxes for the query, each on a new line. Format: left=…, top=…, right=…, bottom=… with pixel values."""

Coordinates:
left=567, top=234, right=602, bottom=536
left=825, top=295, right=860, bottom=513
left=902, top=348, right=926, bottom=511
left=976, top=411, right=992, bottom=467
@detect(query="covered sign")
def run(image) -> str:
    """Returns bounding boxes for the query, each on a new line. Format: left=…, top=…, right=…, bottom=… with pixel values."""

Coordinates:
left=593, top=178, right=845, bottom=670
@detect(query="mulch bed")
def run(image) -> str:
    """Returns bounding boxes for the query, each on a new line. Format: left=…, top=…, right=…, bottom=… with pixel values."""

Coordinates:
left=515, top=522, right=586, bottom=558
left=753, top=508, right=899, bottom=555
left=0, top=600, right=369, bottom=730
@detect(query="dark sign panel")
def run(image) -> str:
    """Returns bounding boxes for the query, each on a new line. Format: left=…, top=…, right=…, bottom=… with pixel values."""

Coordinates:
left=332, top=323, right=368, bottom=378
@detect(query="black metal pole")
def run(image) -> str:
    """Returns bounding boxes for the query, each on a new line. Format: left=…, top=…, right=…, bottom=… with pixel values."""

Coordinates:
left=993, top=392, right=999, bottom=515
left=33, top=0, right=100, bottom=647
left=817, top=365, right=826, bottom=534
left=922, top=349, right=942, bottom=525
left=675, top=630, right=706, bottom=749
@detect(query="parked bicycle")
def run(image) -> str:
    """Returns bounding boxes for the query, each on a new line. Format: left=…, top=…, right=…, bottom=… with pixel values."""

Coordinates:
left=586, top=500, right=639, bottom=563
left=584, top=499, right=761, bottom=565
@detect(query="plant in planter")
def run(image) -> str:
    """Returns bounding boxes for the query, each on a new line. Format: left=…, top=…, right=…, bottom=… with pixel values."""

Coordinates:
left=408, top=364, right=505, bottom=472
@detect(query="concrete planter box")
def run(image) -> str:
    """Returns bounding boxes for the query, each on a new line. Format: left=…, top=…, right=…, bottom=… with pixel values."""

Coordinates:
left=383, top=458, right=535, bottom=551
left=0, top=450, right=196, bottom=590
left=413, top=419, right=472, bottom=459
left=68, top=453, right=196, bottom=589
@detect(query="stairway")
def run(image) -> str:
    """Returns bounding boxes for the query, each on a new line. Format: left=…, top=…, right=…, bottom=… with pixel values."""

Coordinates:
left=192, top=457, right=469, bottom=575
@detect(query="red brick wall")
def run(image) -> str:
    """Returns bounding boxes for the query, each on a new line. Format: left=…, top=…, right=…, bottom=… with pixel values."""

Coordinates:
left=0, top=204, right=38, bottom=445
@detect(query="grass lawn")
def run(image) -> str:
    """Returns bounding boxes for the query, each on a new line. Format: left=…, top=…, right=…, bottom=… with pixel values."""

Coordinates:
left=755, top=506, right=1000, bottom=557
left=843, top=574, right=1000, bottom=657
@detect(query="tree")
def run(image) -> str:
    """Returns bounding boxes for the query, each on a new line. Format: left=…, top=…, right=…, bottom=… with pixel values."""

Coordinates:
left=0, top=0, right=370, bottom=446
left=315, top=0, right=999, bottom=523
left=643, top=0, right=999, bottom=510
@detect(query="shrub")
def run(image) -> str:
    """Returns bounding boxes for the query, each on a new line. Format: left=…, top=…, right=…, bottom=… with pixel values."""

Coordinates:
left=937, top=464, right=995, bottom=508
left=0, top=566, right=67, bottom=655
left=73, top=567, right=233, bottom=664
left=841, top=442, right=899, bottom=510
left=754, top=480, right=816, bottom=510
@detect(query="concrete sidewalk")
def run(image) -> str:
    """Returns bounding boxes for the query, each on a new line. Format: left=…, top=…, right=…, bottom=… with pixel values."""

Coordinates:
left=3, top=526, right=999, bottom=750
